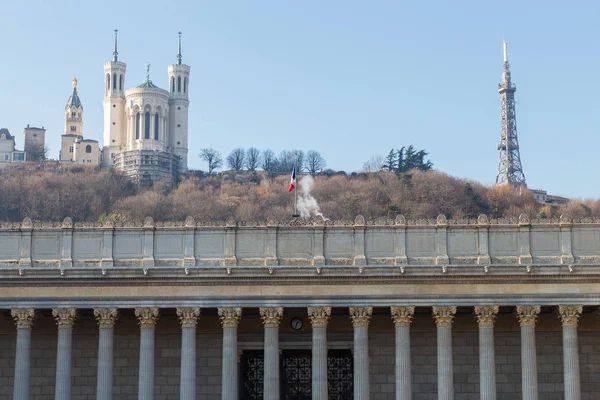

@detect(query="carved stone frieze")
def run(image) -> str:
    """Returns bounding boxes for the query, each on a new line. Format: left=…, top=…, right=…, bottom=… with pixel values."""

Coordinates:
left=135, top=308, right=159, bottom=328
left=432, top=306, right=456, bottom=327
left=349, top=307, right=373, bottom=327
left=474, top=306, right=499, bottom=327
left=390, top=306, right=415, bottom=327
left=557, top=305, right=583, bottom=326
left=307, top=307, right=332, bottom=328
left=11, top=308, right=36, bottom=328
left=260, top=307, right=284, bottom=327
left=218, top=307, right=242, bottom=327
left=515, top=306, right=541, bottom=326
left=52, top=308, right=77, bottom=328
left=177, top=307, right=201, bottom=327
left=93, top=308, right=118, bottom=328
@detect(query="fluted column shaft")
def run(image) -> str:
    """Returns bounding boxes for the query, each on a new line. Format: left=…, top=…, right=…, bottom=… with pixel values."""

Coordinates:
left=53, top=308, right=77, bottom=400
left=177, top=308, right=201, bottom=400
left=516, top=306, right=540, bottom=400
left=559, top=306, right=583, bottom=400
left=474, top=306, right=499, bottom=400
left=433, top=306, right=456, bottom=400
left=94, top=308, right=118, bottom=400
left=391, top=307, right=415, bottom=400
left=135, top=308, right=159, bottom=400
left=219, top=308, right=242, bottom=400
left=308, top=307, right=332, bottom=400
left=350, top=307, right=372, bottom=400
left=261, top=307, right=283, bottom=400
left=12, top=309, right=36, bottom=400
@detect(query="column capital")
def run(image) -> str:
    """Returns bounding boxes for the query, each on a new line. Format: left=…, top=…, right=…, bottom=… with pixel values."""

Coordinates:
left=349, top=306, right=373, bottom=327
left=52, top=308, right=77, bottom=328
left=94, top=308, right=118, bottom=328
left=11, top=308, right=36, bottom=328
left=177, top=307, right=201, bottom=327
left=308, top=307, right=332, bottom=328
left=135, top=308, right=159, bottom=328
left=390, top=306, right=415, bottom=327
left=218, top=307, right=242, bottom=327
left=260, top=307, right=284, bottom=327
left=515, top=305, right=541, bottom=326
left=432, top=306, right=456, bottom=327
left=474, top=306, right=499, bottom=327
left=557, top=305, right=583, bottom=326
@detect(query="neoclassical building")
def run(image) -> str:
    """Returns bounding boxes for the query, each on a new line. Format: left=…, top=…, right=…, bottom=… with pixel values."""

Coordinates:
left=102, top=30, right=190, bottom=185
left=0, top=214, right=599, bottom=399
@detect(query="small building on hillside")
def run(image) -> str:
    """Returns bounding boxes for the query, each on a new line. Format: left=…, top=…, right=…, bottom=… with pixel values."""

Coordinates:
left=0, top=128, right=26, bottom=168
left=23, top=125, right=45, bottom=162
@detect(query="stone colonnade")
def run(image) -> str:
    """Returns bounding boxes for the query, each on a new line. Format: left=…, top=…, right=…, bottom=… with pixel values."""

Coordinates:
left=7, top=305, right=585, bottom=400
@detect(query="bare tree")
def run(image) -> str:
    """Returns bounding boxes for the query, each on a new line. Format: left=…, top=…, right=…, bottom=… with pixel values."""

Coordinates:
left=199, top=148, right=223, bottom=175
left=277, top=150, right=305, bottom=173
left=245, top=147, right=260, bottom=171
left=305, top=150, right=326, bottom=175
left=261, top=149, right=276, bottom=173
left=226, top=148, right=246, bottom=171
left=26, top=144, right=49, bottom=162
left=362, top=155, right=385, bottom=172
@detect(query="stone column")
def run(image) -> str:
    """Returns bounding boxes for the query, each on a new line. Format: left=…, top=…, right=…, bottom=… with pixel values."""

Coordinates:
left=94, top=308, right=118, bottom=400
left=432, top=306, right=456, bottom=400
left=516, top=306, right=541, bottom=400
left=474, top=306, right=499, bottom=400
left=11, top=308, right=36, bottom=400
left=391, top=306, right=415, bottom=400
left=177, top=308, right=201, bottom=400
left=349, top=306, right=373, bottom=400
left=558, top=305, right=583, bottom=400
left=260, top=307, right=284, bottom=400
left=53, top=308, right=77, bottom=400
left=308, top=307, right=332, bottom=400
left=135, top=308, right=159, bottom=400
left=219, top=308, right=242, bottom=400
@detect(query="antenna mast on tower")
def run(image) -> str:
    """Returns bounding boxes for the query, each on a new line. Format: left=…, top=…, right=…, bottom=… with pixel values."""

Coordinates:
left=495, top=41, right=526, bottom=187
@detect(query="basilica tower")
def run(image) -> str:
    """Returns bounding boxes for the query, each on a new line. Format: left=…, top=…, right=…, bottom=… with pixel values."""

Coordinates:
left=64, top=77, right=83, bottom=136
left=168, top=32, right=191, bottom=173
left=102, top=29, right=127, bottom=167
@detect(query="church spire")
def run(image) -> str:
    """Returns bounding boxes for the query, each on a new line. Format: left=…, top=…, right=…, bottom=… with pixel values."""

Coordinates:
left=177, top=31, right=182, bottom=65
left=113, top=29, right=119, bottom=62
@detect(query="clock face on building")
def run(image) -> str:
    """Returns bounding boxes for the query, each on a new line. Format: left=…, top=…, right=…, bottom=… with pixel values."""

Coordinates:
left=290, top=317, right=303, bottom=330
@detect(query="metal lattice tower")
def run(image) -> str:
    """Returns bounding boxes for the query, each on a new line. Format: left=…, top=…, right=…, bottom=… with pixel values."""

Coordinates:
left=495, top=41, right=526, bottom=187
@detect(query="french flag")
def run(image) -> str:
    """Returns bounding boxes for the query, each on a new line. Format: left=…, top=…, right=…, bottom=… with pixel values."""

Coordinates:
left=288, top=166, right=296, bottom=192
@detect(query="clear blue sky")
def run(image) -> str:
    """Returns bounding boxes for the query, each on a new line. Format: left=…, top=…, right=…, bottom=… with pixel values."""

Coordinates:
left=1, top=1, right=599, bottom=198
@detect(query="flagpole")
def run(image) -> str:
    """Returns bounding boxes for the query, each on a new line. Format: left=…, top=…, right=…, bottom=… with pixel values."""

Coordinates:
left=294, top=153, right=298, bottom=216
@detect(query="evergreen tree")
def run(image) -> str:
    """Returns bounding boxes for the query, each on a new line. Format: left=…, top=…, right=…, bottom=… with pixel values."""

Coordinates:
left=382, top=149, right=397, bottom=171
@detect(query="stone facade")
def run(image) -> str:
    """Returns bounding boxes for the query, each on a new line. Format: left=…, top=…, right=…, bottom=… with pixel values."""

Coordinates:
left=0, top=214, right=600, bottom=398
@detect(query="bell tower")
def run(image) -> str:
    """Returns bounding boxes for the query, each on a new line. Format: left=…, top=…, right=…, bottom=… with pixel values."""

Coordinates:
left=168, top=31, right=191, bottom=173
left=102, top=29, right=127, bottom=167
left=64, top=77, right=83, bottom=136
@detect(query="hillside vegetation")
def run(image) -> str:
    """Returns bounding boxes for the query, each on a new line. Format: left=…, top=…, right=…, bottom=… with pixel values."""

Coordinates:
left=0, top=164, right=590, bottom=223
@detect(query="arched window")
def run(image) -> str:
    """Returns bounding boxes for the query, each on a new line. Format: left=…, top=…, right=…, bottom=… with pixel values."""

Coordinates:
left=0, top=134, right=6, bottom=140
left=154, top=114, right=159, bottom=140
left=70, top=126, right=76, bottom=132
left=113, top=73, right=117, bottom=90
left=144, top=112, right=150, bottom=139
left=171, top=77, right=175, bottom=93
left=135, top=113, right=140, bottom=139
left=85, top=145, right=92, bottom=153
left=177, top=76, right=181, bottom=92
left=184, top=77, right=188, bottom=93
left=107, top=74, right=110, bottom=91
left=119, top=75, right=123, bottom=90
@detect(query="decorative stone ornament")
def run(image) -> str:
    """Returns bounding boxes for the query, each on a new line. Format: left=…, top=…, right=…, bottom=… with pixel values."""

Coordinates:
left=307, top=307, right=332, bottom=328
left=218, top=307, right=242, bottom=327
left=52, top=308, right=77, bottom=328
left=558, top=305, right=583, bottom=326
left=474, top=306, right=499, bottom=327
left=260, top=307, right=284, bottom=327
left=354, top=215, right=365, bottom=226
left=61, top=217, right=73, bottom=229
left=395, top=214, right=406, bottom=225
left=349, top=307, right=373, bottom=327
left=135, top=308, right=159, bottom=328
left=177, top=307, right=201, bottom=327
left=436, top=214, right=447, bottom=225
left=391, top=306, right=415, bottom=326
left=93, top=308, right=119, bottom=328
left=477, top=214, right=489, bottom=224
left=143, top=216, right=154, bottom=228
left=11, top=308, right=36, bottom=328
left=432, top=306, right=457, bottom=327
left=184, top=216, right=195, bottom=227
left=516, top=305, right=541, bottom=326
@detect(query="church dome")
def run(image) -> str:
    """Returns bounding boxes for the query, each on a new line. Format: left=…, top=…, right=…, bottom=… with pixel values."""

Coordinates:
left=66, top=77, right=83, bottom=110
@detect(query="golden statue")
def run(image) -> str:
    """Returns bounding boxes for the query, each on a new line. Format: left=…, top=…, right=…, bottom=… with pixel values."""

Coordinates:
left=72, top=77, right=78, bottom=88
